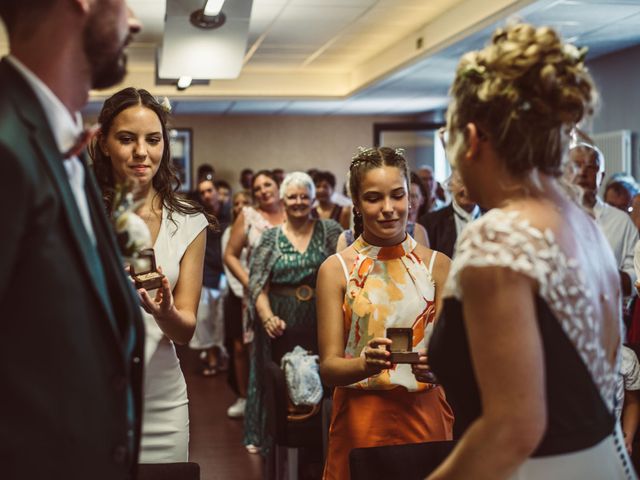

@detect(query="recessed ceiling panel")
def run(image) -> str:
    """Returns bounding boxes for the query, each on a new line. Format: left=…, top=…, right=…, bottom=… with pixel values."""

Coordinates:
left=159, top=0, right=253, bottom=79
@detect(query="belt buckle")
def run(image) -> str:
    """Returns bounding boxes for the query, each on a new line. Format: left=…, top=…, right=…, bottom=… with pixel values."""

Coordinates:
left=295, top=285, right=313, bottom=302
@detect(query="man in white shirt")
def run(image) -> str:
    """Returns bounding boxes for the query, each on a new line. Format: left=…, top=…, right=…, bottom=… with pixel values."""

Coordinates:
left=0, top=2, right=143, bottom=479
left=569, top=143, right=638, bottom=297
left=419, top=170, right=481, bottom=258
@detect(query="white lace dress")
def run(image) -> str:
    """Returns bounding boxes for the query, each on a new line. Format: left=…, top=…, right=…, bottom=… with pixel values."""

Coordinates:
left=429, top=208, right=636, bottom=479
left=139, top=207, right=208, bottom=463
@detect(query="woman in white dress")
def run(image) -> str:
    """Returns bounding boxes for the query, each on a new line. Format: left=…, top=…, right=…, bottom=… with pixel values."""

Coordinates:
left=91, top=88, right=209, bottom=463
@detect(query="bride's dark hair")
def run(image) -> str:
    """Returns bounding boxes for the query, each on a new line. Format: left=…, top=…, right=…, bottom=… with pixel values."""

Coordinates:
left=90, top=87, right=214, bottom=227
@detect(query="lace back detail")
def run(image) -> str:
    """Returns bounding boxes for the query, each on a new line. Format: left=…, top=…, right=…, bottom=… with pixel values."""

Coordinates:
left=444, top=209, right=619, bottom=412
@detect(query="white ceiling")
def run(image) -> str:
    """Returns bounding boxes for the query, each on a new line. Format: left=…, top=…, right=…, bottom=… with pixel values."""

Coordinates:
left=3, top=0, right=640, bottom=115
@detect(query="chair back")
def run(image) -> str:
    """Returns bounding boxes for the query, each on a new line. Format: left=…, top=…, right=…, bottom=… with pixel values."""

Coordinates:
left=349, top=441, right=455, bottom=480
left=137, top=462, right=200, bottom=480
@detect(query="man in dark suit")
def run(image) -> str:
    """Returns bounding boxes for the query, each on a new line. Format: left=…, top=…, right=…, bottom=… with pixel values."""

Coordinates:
left=0, top=2, right=144, bottom=479
left=419, top=170, right=481, bottom=258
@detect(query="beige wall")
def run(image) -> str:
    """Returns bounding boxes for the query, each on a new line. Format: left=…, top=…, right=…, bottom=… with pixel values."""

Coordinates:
left=171, top=114, right=417, bottom=192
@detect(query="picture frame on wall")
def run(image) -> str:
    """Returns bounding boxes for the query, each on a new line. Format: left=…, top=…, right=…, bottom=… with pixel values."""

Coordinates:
left=373, top=121, right=449, bottom=182
left=170, top=128, right=192, bottom=192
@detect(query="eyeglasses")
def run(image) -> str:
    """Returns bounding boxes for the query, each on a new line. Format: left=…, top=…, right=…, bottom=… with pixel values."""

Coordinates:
left=284, top=194, right=311, bottom=201
left=438, top=127, right=449, bottom=151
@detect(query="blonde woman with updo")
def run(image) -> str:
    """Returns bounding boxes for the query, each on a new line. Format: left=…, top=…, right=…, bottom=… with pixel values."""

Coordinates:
left=317, top=147, right=454, bottom=480
left=425, top=24, right=635, bottom=478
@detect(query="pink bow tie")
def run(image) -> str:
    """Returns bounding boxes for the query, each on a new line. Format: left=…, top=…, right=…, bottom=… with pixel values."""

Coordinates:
left=63, top=123, right=100, bottom=160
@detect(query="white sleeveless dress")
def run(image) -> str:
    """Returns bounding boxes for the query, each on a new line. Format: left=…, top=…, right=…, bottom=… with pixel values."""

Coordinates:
left=139, top=206, right=208, bottom=463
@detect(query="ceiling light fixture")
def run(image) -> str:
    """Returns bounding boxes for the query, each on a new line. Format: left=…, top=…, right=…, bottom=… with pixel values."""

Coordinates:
left=177, top=76, right=192, bottom=91
left=190, top=0, right=226, bottom=29
left=204, top=0, right=225, bottom=17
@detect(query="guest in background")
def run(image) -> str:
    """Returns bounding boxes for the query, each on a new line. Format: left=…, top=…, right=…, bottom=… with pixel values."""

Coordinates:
left=92, top=87, right=209, bottom=463
left=435, top=180, right=448, bottom=205
left=189, top=178, right=228, bottom=376
left=568, top=143, right=638, bottom=297
left=604, top=174, right=639, bottom=213
left=186, top=163, right=216, bottom=203
left=427, top=23, right=629, bottom=478
left=239, top=167, right=254, bottom=191
left=222, top=190, right=253, bottom=418
left=419, top=170, right=480, bottom=259
left=408, top=172, right=431, bottom=246
left=312, top=170, right=351, bottom=229
left=318, top=148, right=453, bottom=480
left=215, top=179, right=233, bottom=224
left=416, top=165, right=445, bottom=214
left=224, top=170, right=285, bottom=452
left=273, top=167, right=286, bottom=185
left=197, top=163, right=215, bottom=182
left=246, top=172, right=342, bottom=454
left=618, top=345, right=640, bottom=454
left=631, top=195, right=640, bottom=232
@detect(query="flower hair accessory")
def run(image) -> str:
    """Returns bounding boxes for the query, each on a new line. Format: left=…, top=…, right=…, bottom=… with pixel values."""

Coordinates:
left=159, top=96, right=172, bottom=113
left=460, top=62, right=487, bottom=80
left=110, top=181, right=152, bottom=266
left=562, top=43, right=588, bottom=64
left=351, top=146, right=376, bottom=167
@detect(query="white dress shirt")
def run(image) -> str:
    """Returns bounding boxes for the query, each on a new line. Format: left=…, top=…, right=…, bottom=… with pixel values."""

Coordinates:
left=451, top=199, right=481, bottom=238
left=7, top=55, right=96, bottom=245
left=594, top=197, right=638, bottom=286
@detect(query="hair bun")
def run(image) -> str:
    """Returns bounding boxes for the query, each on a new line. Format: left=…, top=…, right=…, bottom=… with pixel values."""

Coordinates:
left=449, top=22, right=597, bottom=177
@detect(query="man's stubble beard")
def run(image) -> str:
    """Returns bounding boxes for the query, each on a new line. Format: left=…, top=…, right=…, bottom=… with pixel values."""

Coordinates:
left=83, top=8, right=129, bottom=90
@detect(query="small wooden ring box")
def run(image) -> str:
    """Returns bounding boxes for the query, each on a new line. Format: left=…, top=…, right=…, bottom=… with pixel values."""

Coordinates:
left=386, top=327, right=420, bottom=364
left=130, top=248, right=164, bottom=290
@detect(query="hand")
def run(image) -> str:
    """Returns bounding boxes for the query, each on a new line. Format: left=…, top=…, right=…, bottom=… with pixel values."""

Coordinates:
left=124, top=264, right=136, bottom=288
left=363, top=337, right=392, bottom=376
left=263, top=315, right=286, bottom=339
left=411, top=349, right=439, bottom=384
left=138, top=266, right=175, bottom=321
left=624, top=431, right=633, bottom=455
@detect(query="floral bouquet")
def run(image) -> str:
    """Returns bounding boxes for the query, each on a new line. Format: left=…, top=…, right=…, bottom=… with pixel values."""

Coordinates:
left=110, top=181, right=152, bottom=270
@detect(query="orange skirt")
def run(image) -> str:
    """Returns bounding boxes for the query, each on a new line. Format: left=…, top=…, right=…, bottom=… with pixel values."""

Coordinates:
left=323, top=386, right=453, bottom=480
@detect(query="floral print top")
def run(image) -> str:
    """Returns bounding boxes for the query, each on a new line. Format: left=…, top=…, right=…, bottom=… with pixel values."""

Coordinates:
left=336, top=234, right=437, bottom=392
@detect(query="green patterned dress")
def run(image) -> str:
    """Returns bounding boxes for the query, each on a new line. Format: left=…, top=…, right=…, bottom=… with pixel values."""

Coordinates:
left=244, top=219, right=342, bottom=451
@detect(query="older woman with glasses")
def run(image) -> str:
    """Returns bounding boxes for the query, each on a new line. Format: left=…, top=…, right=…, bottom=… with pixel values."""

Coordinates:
left=244, top=171, right=343, bottom=454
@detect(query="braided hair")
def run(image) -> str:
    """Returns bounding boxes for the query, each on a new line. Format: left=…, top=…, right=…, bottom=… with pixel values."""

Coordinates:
left=348, top=147, right=409, bottom=239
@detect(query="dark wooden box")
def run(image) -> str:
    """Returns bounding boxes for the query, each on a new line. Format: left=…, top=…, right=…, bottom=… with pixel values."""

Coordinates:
left=386, top=327, right=420, bottom=364
left=130, top=248, right=164, bottom=290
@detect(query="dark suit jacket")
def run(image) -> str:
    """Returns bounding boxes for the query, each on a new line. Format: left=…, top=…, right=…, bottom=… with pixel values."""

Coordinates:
left=419, top=204, right=457, bottom=259
left=0, top=59, right=144, bottom=479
